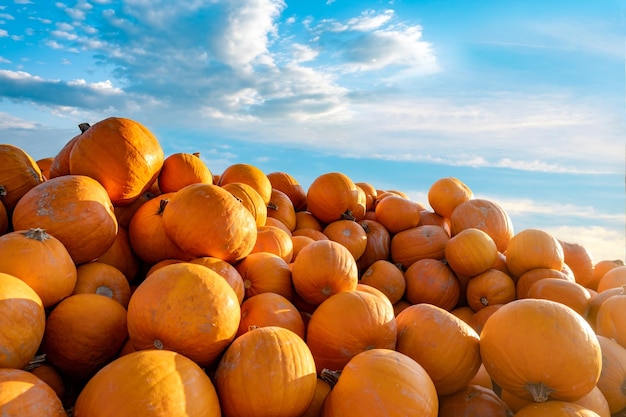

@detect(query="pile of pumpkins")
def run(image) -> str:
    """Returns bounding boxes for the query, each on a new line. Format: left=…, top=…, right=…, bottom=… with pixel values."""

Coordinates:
left=0, top=116, right=625, bottom=417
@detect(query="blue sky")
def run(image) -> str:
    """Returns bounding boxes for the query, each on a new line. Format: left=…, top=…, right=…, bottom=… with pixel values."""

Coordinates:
left=0, top=0, right=624, bottom=262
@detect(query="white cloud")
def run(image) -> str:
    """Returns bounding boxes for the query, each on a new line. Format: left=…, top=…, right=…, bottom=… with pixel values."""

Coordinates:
left=0, top=29, right=8, bottom=37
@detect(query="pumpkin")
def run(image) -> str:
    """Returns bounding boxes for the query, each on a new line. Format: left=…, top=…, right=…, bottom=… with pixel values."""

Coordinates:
left=418, top=209, right=451, bottom=235
left=0, top=368, right=66, bottom=416
left=73, top=349, right=221, bottom=417
left=35, top=156, right=54, bottom=180
left=575, top=386, right=612, bottom=417
left=96, top=226, right=140, bottom=283
left=113, top=187, right=158, bottom=229
left=590, top=259, right=624, bottom=291
left=235, top=252, right=294, bottom=300
left=0, top=144, right=45, bottom=212
left=291, top=239, right=358, bottom=305
left=189, top=256, right=246, bottom=304
left=68, top=117, right=164, bottom=205
left=126, top=262, right=240, bottom=368
left=595, top=335, right=626, bottom=414
left=466, top=268, right=516, bottom=312
left=218, top=163, right=273, bottom=204
left=321, top=348, right=438, bottom=417
left=267, top=188, right=297, bottom=231
left=295, top=211, right=324, bottom=231
left=214, top=326, right=317, bottom=417
left=29, top=364, right=65, bottom=402
left=403, top=258, right=461, bottom=311
left=450, top=198, right=514, bottom=252
left=468, top=303, right=503, bottom=335
left=267, top=171, right=308, bottom=212
left=360, top=259, right=406, bottom=304
left=526, top=277, right=592, bottom=317
left=355, top=219, right=391, bottom=273
left=505, top=229, right=565, bottom=278
left=323, top=219, right=368, bottom=261
left=305, top=289, right=397, bottom=373
left=221, top=182, right=268, bottom=227
left=586, top=285, right=624, bottom=331
left=299, top=378, right=332, bottom=417
left=40, top=293, right=128, bottom=381
left=480, top=298, right=602, bottom=403
left=596, top=265, right=626, bottom=292
left=445, top=227, right=498, bottom=277
left=514, top=401, right=601, bottom=417
left=516, top=267, right=572, bottom=299
left=468, top=363, right=494, bottom=390
left=306, top=172, right=362, bottom=223
left=395, top=303, right=482, bottom=395
left=293, top=227, right=328, bottom=241
left=236, top=292, right=305, bottom=339
left=427, top=176, right=473, bottom=219
left=72, top=262, right=132, bottom=308
left=438, top=384, right=512, bottom=417
left=355, top=181, right=378, bottom=212
left=48, top=122, right=90, bottom=179
left=0, top=200, right=7, bottom=235
left=373, top=194, right=422, bottom=234
left=390, top=224, right=450, bottom=269
left=12, top=175, right=118, bottom=264
left=250, top=225, right=294, bottom=263
left=595, top=292, right=626, bottom=348
left=157, top=152, right=213, bottom=193
left=291, top=234, right=315, bottom=260
left=0, top=272, right=45, bottom=369
left=161, top=183, right=257, bottom=262
left=0, top=228, right=77, bottom=308
left=559, top=240, right=594, bottom=288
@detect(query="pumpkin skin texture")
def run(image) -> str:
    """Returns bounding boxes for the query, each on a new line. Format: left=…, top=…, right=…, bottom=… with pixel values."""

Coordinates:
left=305, top=289, right=397, bottom=373
left=218, top=163, right=273, bottom=205
left=427, top=176, right=473, bottom=219
left=0, top=144, right=45, bottom=213
left=127, top=262, right=240, bottom=368
left=390, top=224, right=450, bottom=269
left=235, top=251, right=294, bottom=300
left=395, top=303, right=482, bottom=395
left=559, top=240, right=594, bottom=289
left=267, top=188, right=297, bottom=232
left=355, top=219, right=391, bottom=273
left=73, top=349, right=221, bottom=417
left=445, top=227, right=498, bottom=277
left=236, top=292, right=305, bottom=338
left=162, top=183, right=257, bottom=262
left=360, top=259, right=406, bottom=304
left=0, top=272, right=45, bottom=370
left=596, top=265, right=626, bottom=293
left=323, top=219, right=368, bottom=261
left=48, top=123, right=89, bottom=179
left=505, top=229, right=565, bottom=278
left=466, top=268, right=516, bottom=312
left=449, top=198, right=514, bottom=253
left=306, top=172, right=361, bottom=224
left=526, top=277, right=591, bottom=317
left=250, top=225, right=294, bottom=263
left=479, top=298, right=602, bottom=403
left=72, top=262, right=132, bottom=308
left=373, top=194, right=422, bottom=234
left=68, top=117, right=164, bottom=205
left=514, top=401, right=601, bottom=417
left=96, top=226, right=140, bottom=283
left=595, top=293, right=626, bottom=349
left=267, top=171, right=308, bottom=212
left=321, top=348, right=438, bottom=417
left=595, top=335, right=626, bottom=414
left=221, top=182, right=268, bottom=227
left=403, top=258, right=461, bottom=311
left=0, top=228, right=77, bottom=308
left=12, top=175, right=118, bottom=265
left=438, top=384, right=512, bottom=417
left=189, top=256, right=246, bottom=304
left=215, top=326, right=317, bottom=417
left=291, top=239, right=358, bottom=306
left=0, top=368, right=67, bottom=417
left=157, top=152, right=213, bottom=193
left=40, top=293, right=128, bottom=381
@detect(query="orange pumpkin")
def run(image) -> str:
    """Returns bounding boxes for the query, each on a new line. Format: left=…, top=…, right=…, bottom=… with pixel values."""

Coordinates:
left=355, top=219, right=391, bottom=273
left=360, top=259, right=406, bottom=304
left=395, top=303, right=482, bottom=395
left=291, top=234, right=315, bottom=260
left=266, top=171, right=308, bottom=212
left=236, top=292, right=305, bottom=339
left=35, top=156, right=54, bottom=180
left=595, top=335, right=626, bottom=414
left=596, top=265, right=626, bottom=292
left=161, top=183, right=257, bottom=262
left=595, top=292, right=626, bottom=348
left=48, top=122, right=89, bottom=179
left=0, top=144, right=45, bottom=212
left=292, top=227, right=328, bottom=241
left=294, top=211, right=323, bottom=231
left=590, top=259, right=624, bottom=291
left=306, top=172, right=362, bottom=223
left=40, top=293, right=128, bottom=381
left=559, top=240, right=594, bottom=289
left=323, top=219, right=368, bottom=261
left=218, top=163, right=272, bottom=204
left=526, top=277, right=592, bottom=316
left=113, top=188, right=158, bottom=229
left=480, top=298, right=602, bottom=403
left=0, top=368, right=66, bottom=416
left=267, top=188, right=297, bottom=232
left=505, top=229, right=565, bottom=278
left=466, top=268, right=516, bottom=312
left=445, top=227, right=498, bottom=277
left=189, top=256, right=246, bottom=304
left=96, top=226, right=139, bottom=283
left=72, top=262, right=132, bottom=308
left=29, top=364, right=65, bottom=402
left=0, top=200, right=7, bottom=235
left=586, top=285, right=625, bottom=331
left=157, top=152, right=213, bottom=193
left=12, top=175, right=118, bottom=264
left=250, top=225, right=294, bottom=263
left=235, top=252, right=294, bottom=300
left=373, top=194, right=422, bottom=234
left=450, top=198, right=514, bottom=253
left=73, top=349, right=221, bottom=417
left=214, top=326, right=317, bottom=417
left=438, top=384, right=512, bottom=417
left=305, top=289, right=396, bottom=373
left=126, top=262, right=240, bottom=368
left=468, top=303, right=503, bottom=335
left=0, top=228, right=77, bottom=308
left=67, top=117, right=164, bottom=205
left=0, top=272, right=45, bottom=369
left=404, top=258, right=461, bottom=311
left=516, top=267, right=572, bottom=299
left=427, top=176, right=473, bottom=219
left=390, top=224, right=450, bottom=269
left=299, top=378, right=332, bottom=417
left=321, top=348, right=438, bottom=417
left=221, top=182, right=268, bottom=227
left=355, top=181, right=378, bottom=212
left=418, top=209, right=451, bottom=235
left=514, top=401, right=601, bottom=417
left=291, top=239, right=358, bottom=305
left=575, top=386, right=612, bottom=417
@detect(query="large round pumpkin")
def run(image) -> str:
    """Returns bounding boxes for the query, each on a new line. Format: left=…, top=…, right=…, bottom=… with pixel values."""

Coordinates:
left=214, top=326, right=317, bottom=417
left=72, top=262, right=131, bottom=308
left=68, top=117, right=164, bottom=205
left=0, top=144, right=45, bottom=213
left=157, top=152, right=213, bottom=193
left=218, top=163, right=273, bottom=205
left=427, top=176, right=473, bottom=219
left=595, top=292, right=626, bottom=348
left=73, top=349, right=221, bottom=417
left=161, top=183, right=257, bottom=262
left=450, top=198, right=514, bottom=252
left=0, top=272, right=46, bottom=369
left=444, top=227, right=498, bottom=277
left=12, top=175, right=118, bottom=264
left=505, top=229, right=565, bottom=278
left=306, top=172, right=362, bottom=224
left=321, top=348, right=438, bottom=417
left=126, top=262, right=240, bottom=368
left=480, top=298, right=602, bottom=403
left=0, top=368, right=66, bottom=416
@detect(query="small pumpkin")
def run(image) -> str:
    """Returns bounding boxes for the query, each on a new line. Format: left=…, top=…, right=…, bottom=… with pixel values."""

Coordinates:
left=72, top=262, right=132, bottom=308
left=403, top=258, right=461, bottom=311
left=438, top=384, right=512, bottom=417
left=221, top=182, right=268, bottom=227
left=0, top=368, right=66, bottom=416
left=355, top=219, right=391, bottom=273
left=306, top=171, right=362, bottom=223
left=445, top=227, right=498, bottom=277
left=505, top=229, right=565, bottom=278
left=266, top=171, right=308, bottom=212
left=189, top=256, right=246, bottom=304
left=596, top=265, right=626, bottom=293
left=595, top=291, right=626, bottom=348
left=466, top=268, right=516, bottom=312
left=526, top=277, right=592, bottom=317
left=48, top=122, right=90, bottom=179
left=323, top=219, right=368, bottom=261
left=218, top=163, right=273, bottom=205
left=373, top=194, right=422, bottom=234
left=390, top=224, right=450, bottom=269
left=450, top=198, right=514, bottom=252
left=267, top=188, right=297, bottom=231
left=360, top=259, right=406, bottom=305
left=250, top=225, right=294, bottom=263
left=559, top=240, right=594, bottom=289
left=157, top=152, right=213, bottom=193
left=235, top=252, right=294, bottom=300
left=236, top=292, right=305, bottom=339
left=427, top=176, right=473, bottom=219
left=96, top=226, right=140, bottom=283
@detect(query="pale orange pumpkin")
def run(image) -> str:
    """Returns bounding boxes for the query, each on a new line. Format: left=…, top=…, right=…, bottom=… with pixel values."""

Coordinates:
left=355, top=181, right=378, bottom=212
left=360, top=259, right=406, bottom=304
left=516, top=267, right=572, bottom=299
left=374, top=194, right=422, bottom=234
left=466, top=268, right=516, bottom=312
left=450, top=198, right=514, bottom=253
left=505, top=229, right=565, bottom=278
left=559, top=240, right=595, bottom=289
left=189, top=256, right=246, bottom=304
left=215, top=326, right=317, bottom=417
left=595, top=292, right=626, bottom=348
left=595, top=335, right=626, bottom=414
left=514, top=401, right=601, bottom=417
left=35, top=156, right=54, bottom=180
left=218, top=163, right=273, bottom=204
left=427, top=176, right=473, bottom=219
left=445, top=227, right=498, bottom=277
left=250, top=225, right=294, bottom=263
left=221, top=182, right=268, bottom=227
left=596, top=265, right=626, bottom=293
left=157, top=152, right=213, bottom=193
left=395, top=303, right=482, bottom=395
left=0, top=144, right=45, bottom=212
left=306, top=172, right=362, bottom=223
left=590, top=259, right=624, bottom=291
left=0, top=368, right=66, bottom=416
left=526, top=277, right=592, bottom=317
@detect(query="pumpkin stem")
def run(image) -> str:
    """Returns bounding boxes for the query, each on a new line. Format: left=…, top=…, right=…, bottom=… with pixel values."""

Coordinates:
left=78, top=122, right=91, bottom=133
left=0, top=185, right=6, bottom=200
left=320, top=368, right=341, bottom=388
left=23, top=228, right=51, bottom=242
left=341, top=210, right=356, bottom=222
left=24, top=353, right=47, bottom=371
left=621, top=378, right=626, bottom=395
left=153, top=339, right=164, bottom=350
left=95, top=285, right=114, bottom=298
left=267, top=202, right=279, bottom=211
left=525, top=382, right=553, bottom=402
left=480, top=296, right=489, bottom=306
left=359, top=221, right=370, bottom=233
left=193, top=152, right=201, bottom=158
left=157, top=199, right=169, bottom=215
